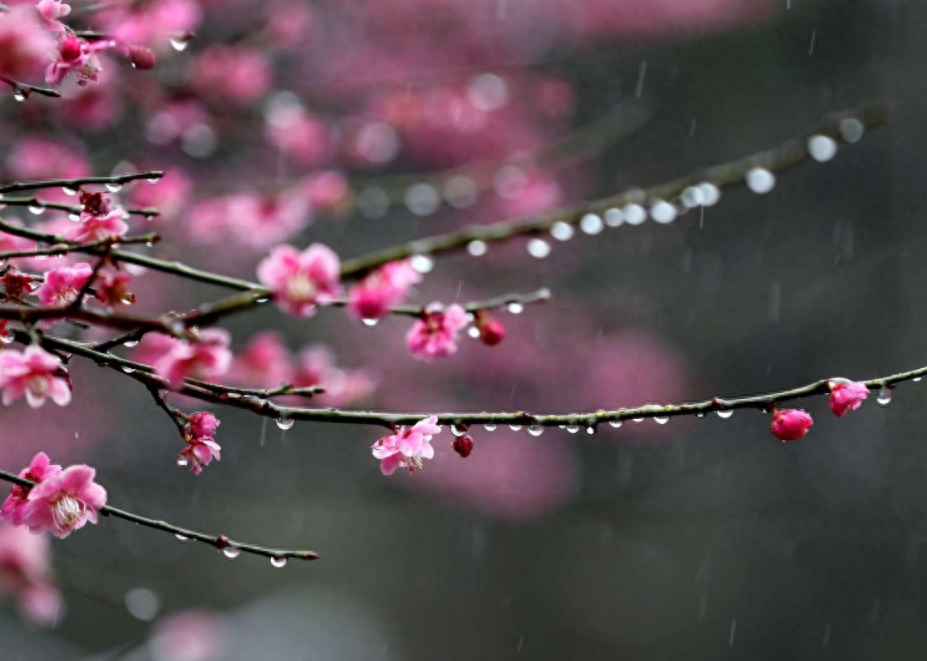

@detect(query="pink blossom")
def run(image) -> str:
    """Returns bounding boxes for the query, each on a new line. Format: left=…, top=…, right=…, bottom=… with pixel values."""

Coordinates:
left=266, top=108, right=334, bottom=167
left=1, top=452, right=62, bottom=526
left=828, top=380, right=869, bottom=418
left=22, top=464, right=107, bottom=538
left=304, top=171, right=350, bottom=215
left=34, top=262, right=93, bottom=306
left=177, top=436, right=221, bottom=476
left=1, top=268, right=34, bottom=300
left=347, top=259, right=421, bottom=320
left=149, top=609, right=229, bottom=661
left=0, top=524, right=62, bottom=626
left=154, top=329, right=232, bottom=389
left=93, top=0, right=202, bottom=50
left=372, top=415, right=441, bottom=475
left=190, top=46, right=272, bottom=106
left=7, top=137, right=89, bottom=181
left=46, top=35, right=111, bottom=87
left=229, top=331, right=292, bottom=388
left=291, top=345, right=375, bottom=407
left=405, top=304, right=469, bottom=360
left=188, top=411, right=219, bottom=438
left=256, top=244, right=341, bottom=317
left=770, top=408, right=814, bottom=442
left=36, top=0, right=71, bottom=32
left=0, top=7, right=54, bottom=80
left=129, top=168, right=190, bottom=220
left=0, top=346, right=71, bottom=408
left=66, top=208, right=129, bottom=243
left=229, top=193, right=310, bottom=248
left=93, top=267, right=135, bottom=306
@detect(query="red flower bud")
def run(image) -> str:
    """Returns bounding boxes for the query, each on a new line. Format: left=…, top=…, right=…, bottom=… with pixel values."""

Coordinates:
left=452, top=434, right=474, bottom=458
left=59, top=36, right=83, bottom=62
left=476, top=314, right=505, bottom=346
left=128, top=45, right=156, bottom=70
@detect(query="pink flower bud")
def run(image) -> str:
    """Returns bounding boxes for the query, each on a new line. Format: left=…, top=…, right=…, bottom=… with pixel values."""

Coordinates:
left=477, top=316, right=505, bottom=346
left=452, top=434, right=474, bottom=458
left=128, top=44, right=156, bottom=70
left=770, top=408, right=813, bottom=442
left=188, top=412, right=219, bottom=438
left=59, top=35, right=82, bottom=62
left=828, top=380, right=869, bottom=417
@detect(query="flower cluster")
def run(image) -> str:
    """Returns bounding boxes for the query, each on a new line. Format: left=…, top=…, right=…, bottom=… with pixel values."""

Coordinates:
left=0, top=452, right=107, bottom=539
left=177, top=412, right=221, bottom=475
left=768, top=380, right=870, bottom=442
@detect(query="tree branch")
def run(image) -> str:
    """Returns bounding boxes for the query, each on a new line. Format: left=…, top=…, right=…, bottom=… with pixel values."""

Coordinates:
left=0, top=76, right=61, bottom=100
left=0, top=196, right=159, bottom=218
left=0, top=171, right=163, bottom=195
left=0, top=469, right=319, bottom=563
left=0, top=233, right=159, bottom=260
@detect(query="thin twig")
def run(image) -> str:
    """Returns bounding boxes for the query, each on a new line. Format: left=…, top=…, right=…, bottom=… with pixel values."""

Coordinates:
left=0, top=76, right=61, bottom=100
left=0, top=171, right=163, bottom=195
left=0, top=196, right=159, bottom=218
left=0, top=469, right=319, bottom=562
left=0, top=233, right=159, bottom=259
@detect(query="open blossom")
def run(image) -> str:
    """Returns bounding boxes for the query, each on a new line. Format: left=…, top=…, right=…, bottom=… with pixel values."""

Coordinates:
left=22, top=464, right=107, bottom=538
left=1, top=453, right=62, bottom=526
left=66, top=207, right=129, bottom=243
left=0, top=346, right=71, bottom=408
left=257, top=244, right=341, bottom=317
left=154, top=329, right=232, bottom=388
left=292, top=345, right=376, bottom=407
left=94, top=267, right=135, bottom=306
left=229, top=331, right=292, bottom=388
left=406, top=304, right=468, bottom=360
left=0, top=524, right=62, bottom=626
left=828, top=380, right=869, bottom=417
left=0, top=7, right=54, bottom=80
left=34, top=262, right=92, bottom=306
left=36, top=0, right=71, bottom=32
left=347, top=259, right=421, bottom=321
left=178, top=415, right=221, bottom=476
left=372, top=415, right=441, bottom=475
left=46, top=35, right=110, bottom=86
left=770, top=408, right=813, bottom=442
left=1, top=269, right=35, bottom=300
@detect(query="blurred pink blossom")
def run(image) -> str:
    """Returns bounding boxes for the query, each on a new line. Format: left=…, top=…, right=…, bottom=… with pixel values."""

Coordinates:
left=36, top=0, right=71, bottom=32
left=190, top=46, right=272, bottom=106
left=149, top=609, right=229, bottom=661
left=0, top=7, right=54, bottom=81
left=0, top=346, right=71, bottom=408
left=154, top=329, right=232, bottom=389
left=0, top=524, right=62, bottom=626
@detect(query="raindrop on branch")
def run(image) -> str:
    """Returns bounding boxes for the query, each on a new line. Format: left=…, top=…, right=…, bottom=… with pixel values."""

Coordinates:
left=877, top=387, right=892, bottom=406
left=527, top=425, right=544, bottom=437
left=608, top=420, right=622, bottom=428
left=507, top=302, right=524, bottom=314
left=105, top=183, right=123, bottom=193
left=604, top=208, right=624, bottom=227
left=169, top=36, right=189, bottom=51
left=62, top=187, right=78, bottom=196
left=276, top=418, right=294, bottom=430
left=527, top=238, right=551, bottom=259
left=716, top=410, right=734, bottom=419
left=623, top=204, right=647, bottom=225
left=580, top=213, right=604, bottom=235
left=649, top=199, right=677, bottom=224
left=175, top=534, right=189, bottom=542
left=467, top=240, right=487, bottom=257
left=566, top=424, right=579, bottom=434
left=270, top=556, right=288, bottom=568
left=550, top=221, right=574, bottom=241
left=483, top=423, right=496, bottom=431
left=362, top=318, right=379, bottom=328
left=222, top=546, right=241, bottom=559
left=654, top=416, right=669, bottom=425
left=807, top=135, right=838, bottom=162
left=746, top=168, right=776, bottom=194
left=509, top=424, right=522, bottom=431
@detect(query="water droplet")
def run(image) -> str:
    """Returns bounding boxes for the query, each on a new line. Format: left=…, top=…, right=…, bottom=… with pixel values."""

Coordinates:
left=550, top=221, right=574, bottom=241
left=176, top=456, right=189, bottom=468
left=680, top=186, right=704, bottom=208
left=507, top=302, right=524, bottom=314
left=807, top=134, right=838, bottom=162
left=121, top=366, right=135, bottom=374
left=276, top=417, right=294, bottom=430
left=632, top=417, right=644, bottom=423
left=915, top=377, right=922, bottom=383
left=124, top=340, right=139, bottom=348
left=604, top=208, right=624, bottom=227
left=62, top=186, right=77, bottom=196
left=527, top=425, right=544, bottom=436
left=467, top=326, right=480, bottom=339
left=467, top=240, right=487, bottom=257
left=654, top=416, right=669, bottom=425
left=839, top=118, right=865, bottom=143
left=0, top=334, right=13, bottom=345
left=623, top=203, right=647, bottom=225
left=222, top=545, right=241, bottom=559
left=509, top=424, right=522, bottom=431
left=527, top=237, right=551, bottom=259
left=28, top=205, right=45, bottom=215
left=608, top=420, right=622, bottom=428
left=649, top=199, right=677, bottom=224
left=451, top=424, right=467, bottom=437
left=586, top=426, right=596, bottom=435
left=147, top=176, right=161, bottom=184
left=169, top=36, right=189, bottom=51
left=443, top=176, right=479, bottom=208
left=580, top=213, right=604, bottom=235
left=696, top=412, right=706, bottom=418
left=877, top=386, right=892, bottom=406
left=67, top=212, right=80, bottom=221
left=716, top=410, right=734, bottom=419
left=483, top=423, right=496, bottom=431
left=410, top=254, right=434, bottom=274
left=270, top=555, right=287, bottom=568
left=105, top=182, right=123, bottom=193
left=566, top=424, right=579, bottom=434
left=698, top=183, right=721, bottom=206
left=362, top=318, right=379, bottom=327
left=746, top=168, right=776, bottom=194
left=174, top=534, right=189, bottom=542
left=12, top=90, right=26, bottom=102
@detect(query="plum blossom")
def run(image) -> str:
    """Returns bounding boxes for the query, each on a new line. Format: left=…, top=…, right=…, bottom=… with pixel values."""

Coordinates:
left=292, top=345, right=376, bottom=407
left=1, top=268, right=35, bottom=300
left=154, top=329, right=232, bottom=389
left=372, top=415, right=441, bottom=475
left=33, top=262, right=92, bottom=315
left=405, top=304, right=468, bottom=360
left=770, top=408, right=813, bottom=442
left=304, top=171, right=350, bottom=215
left=347, top=259, right=421, bottom=321
left=0, top=7, right=54, bottom=80
left=266, top=108, right=333, bottom=167
left=828, top=380, right=869, bottom=418
left=0, top=524, right=62, bottom=626
left=1, top=452, right=62, bottom=526
left=190, top=46, right=272, bottom=106
left=228, top=331, right=292, bottom=388
left=66, top=203, right=129, bottom=243
left=36, top=0, right=71, bottom=32
left=22, top=464, right=107, bottom=538
left=178, top=412, right=221, bottom=476
left=256, top=243, right=341, bottom=317
left=130, top=169, right=191, bottom=220
left=149, top=609, right=229, bottom=661
left=93, top=267, right=135, bottom=306
left=0, top=346, right=71, bottom=408
left=46, top=35, right=112, bottom=87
